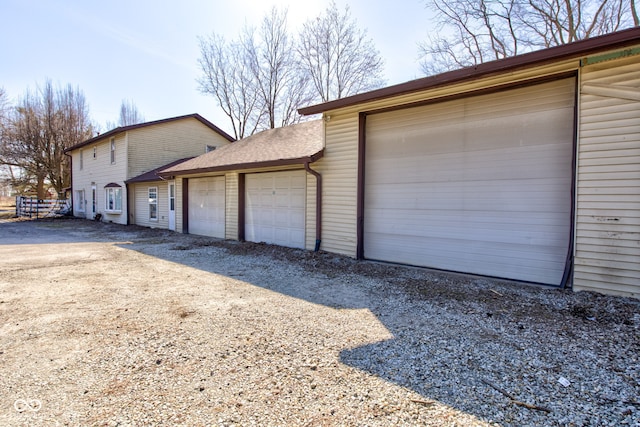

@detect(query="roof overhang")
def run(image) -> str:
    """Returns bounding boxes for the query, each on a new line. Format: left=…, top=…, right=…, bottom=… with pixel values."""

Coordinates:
left=159, top=150, right=324, bottom=178
left=298, top=27, right=640, bottom=115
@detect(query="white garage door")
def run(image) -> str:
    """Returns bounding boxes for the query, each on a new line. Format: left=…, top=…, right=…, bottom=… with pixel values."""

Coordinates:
left=245, top=170, right=306, bottom=249
left=364, top=79, right=575, bottom=285
left=188, top=176, right=225, bottom=238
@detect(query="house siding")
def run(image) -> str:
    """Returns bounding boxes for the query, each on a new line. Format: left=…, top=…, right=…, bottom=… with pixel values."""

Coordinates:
left=131, top=182, right=169, bottom=229
left=574, top=53, right=640, bottom=298
left=72, top=133, right=129, bottom=224
left=127, top=117, right=231, bottom=179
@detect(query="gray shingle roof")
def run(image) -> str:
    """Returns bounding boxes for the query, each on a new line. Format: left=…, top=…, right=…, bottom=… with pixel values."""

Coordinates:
left=125, top=158, right=194, bottom=184
left=161, top=120, right=324, bottom=176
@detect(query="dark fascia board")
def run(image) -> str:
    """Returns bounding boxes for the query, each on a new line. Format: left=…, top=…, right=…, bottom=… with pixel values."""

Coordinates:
left=64, top=113, right=235, bottom=153
left=298, top=27, right=640, bottom=115
left=159, top=150, right=324, bottom=178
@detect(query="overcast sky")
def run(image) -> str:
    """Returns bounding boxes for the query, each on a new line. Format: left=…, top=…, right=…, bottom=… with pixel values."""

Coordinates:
left=1, top=0, right=433, bottom=134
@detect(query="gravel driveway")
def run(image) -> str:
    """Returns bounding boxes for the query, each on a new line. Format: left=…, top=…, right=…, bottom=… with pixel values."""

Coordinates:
left=0, top=218, right=638, bottom=426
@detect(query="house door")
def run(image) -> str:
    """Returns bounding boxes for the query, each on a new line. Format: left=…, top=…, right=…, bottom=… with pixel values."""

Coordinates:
left=90, top=184, right=96, bottom=220
left=168, top=182, right=176, bottom=231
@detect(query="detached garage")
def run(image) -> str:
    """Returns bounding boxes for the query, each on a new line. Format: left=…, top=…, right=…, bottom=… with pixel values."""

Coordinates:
left=160, top=120, right=324, bottom=250
left=299, top=28, right=640, bottom=297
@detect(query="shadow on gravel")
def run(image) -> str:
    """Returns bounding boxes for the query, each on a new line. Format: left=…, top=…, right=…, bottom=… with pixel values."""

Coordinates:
left=116, top=223, right=639, bottom=426
left=8, top=219, right=639, bottom=426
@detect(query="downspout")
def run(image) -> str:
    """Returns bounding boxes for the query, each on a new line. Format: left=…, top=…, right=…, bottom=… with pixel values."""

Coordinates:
left=304, top=162, right=322, bottom=252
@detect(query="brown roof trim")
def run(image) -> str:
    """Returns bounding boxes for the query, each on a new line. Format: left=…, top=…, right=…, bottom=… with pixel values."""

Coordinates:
left=65, top=113, right=234, bottom=153
left=159, top=150, right=324, bottom=178
left=298, top=27, right=640, bottom=115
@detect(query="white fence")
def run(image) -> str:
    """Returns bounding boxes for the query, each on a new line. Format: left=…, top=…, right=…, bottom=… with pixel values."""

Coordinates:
left=15, top=196, right=71, bottom=219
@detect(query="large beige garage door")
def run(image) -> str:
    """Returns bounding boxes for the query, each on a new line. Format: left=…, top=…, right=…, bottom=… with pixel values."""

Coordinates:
left=245, top=170, right=306, bottom=249
left=364, top=79, right=575, bottom=285
left=188, top=176, right=225, bottom=238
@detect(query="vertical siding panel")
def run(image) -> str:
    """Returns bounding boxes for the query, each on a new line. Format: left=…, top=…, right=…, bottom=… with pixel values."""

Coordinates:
left=225, top=173, right=238, bottom=240
left=575, top=54, right=640, bottom=298
left=305, top=171, right=317, bottom=251
left=315, top=114, right=360, bottom=256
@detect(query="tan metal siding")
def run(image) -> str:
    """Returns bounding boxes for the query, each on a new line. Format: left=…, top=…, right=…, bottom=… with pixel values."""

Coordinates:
left=313, top=115, right=359, bottom=256
left=575, top=54, right=640, bottom=298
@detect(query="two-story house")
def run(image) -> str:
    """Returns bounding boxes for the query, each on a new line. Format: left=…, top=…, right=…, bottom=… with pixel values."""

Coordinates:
left=65, top=114, right=234, bottom=227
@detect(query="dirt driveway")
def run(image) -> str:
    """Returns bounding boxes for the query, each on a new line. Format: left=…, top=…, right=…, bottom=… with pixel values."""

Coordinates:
left=0, top=218, right=638, bottom=426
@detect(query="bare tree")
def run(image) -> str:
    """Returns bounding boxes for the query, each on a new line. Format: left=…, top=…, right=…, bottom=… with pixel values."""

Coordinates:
left=420, top=0, right=639, bottom=75
left=0, top=81, right=94, bottom=198
left=197, top=34, right=263, bottom=139
left=298, top=1, right=386, bottom=103
left=198, top=7, right=310, bottom=138
left=119, top=99, right=145, bottom=126
left=244, top=7, right=312, bottom=129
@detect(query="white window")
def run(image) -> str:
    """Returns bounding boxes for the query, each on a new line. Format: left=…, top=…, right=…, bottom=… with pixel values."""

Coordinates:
left=148, top=187, right=158, bottom=221
left=110, top=138, right=116, bottom=164
left=79, top=150, right=83, bottom=170
left=105, top=187, right=122, bottom=212
left=75, top=190, right=85, bottom=212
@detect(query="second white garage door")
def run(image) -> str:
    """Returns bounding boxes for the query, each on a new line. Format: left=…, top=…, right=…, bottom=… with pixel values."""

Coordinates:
left=188, top=176, right=225, bottom=238
left=245, top=171, right=306, bottom=249
left=364, top=79, right=575, bottom=285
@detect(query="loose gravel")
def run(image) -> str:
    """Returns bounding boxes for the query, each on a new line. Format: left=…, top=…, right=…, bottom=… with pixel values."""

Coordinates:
left=0, top=218, right=638, bottom=426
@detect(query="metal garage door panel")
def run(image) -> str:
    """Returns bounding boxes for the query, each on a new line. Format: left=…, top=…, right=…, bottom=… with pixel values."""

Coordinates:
left=246, top=171, right=306, bottom=249
left=188, top=177, right=225, bottom=238
left=364, top=79, right=575, bottom=285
